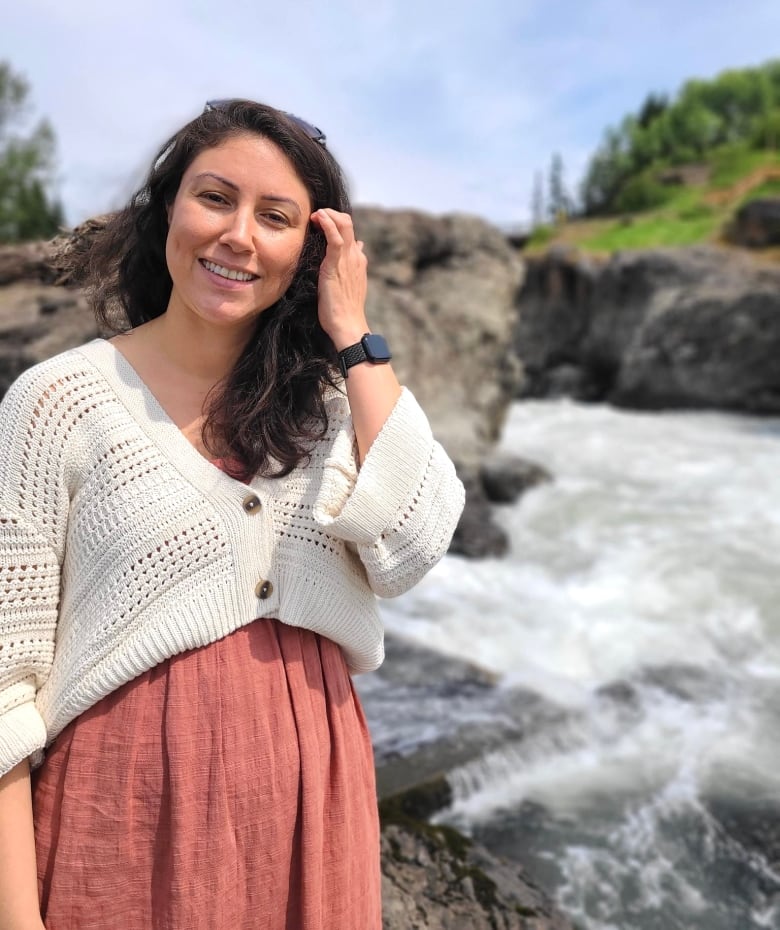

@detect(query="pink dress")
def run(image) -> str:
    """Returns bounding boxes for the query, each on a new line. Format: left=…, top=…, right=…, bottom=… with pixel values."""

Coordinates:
left=32, top=468, right=382, bottom=929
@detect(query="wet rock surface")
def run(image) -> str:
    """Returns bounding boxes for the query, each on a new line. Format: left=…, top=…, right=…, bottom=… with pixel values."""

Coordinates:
left=448, top=469, right=512, bottom=559
left=381, top=816, right=576, bottom=930
left=480, top=454, right=553, bottom=505
left=362, top=635, right=577, bottom=928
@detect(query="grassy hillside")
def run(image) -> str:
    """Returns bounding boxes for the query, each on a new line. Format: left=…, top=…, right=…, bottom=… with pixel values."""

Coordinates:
left=529, top=145, right=780, bottom=256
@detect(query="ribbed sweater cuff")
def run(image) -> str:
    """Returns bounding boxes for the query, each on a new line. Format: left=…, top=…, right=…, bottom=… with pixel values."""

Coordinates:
left=316, top=388, right=434, bottom=544
left=0, top=701, right=47, bottom=777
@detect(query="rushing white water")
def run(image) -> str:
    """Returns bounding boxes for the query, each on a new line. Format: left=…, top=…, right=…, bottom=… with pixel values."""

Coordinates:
left=377, top=400, right=780, bottom=930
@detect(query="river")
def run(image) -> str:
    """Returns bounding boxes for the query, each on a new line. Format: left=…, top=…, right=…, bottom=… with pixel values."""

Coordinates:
left=372, top=399, right=780, bottom=930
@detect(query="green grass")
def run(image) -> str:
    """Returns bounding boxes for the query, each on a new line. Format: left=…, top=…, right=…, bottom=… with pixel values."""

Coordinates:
left=709, top=145, right=776, bottom=187
left=739, top=178, right=780, bottom=202
left=579, top=210, right=722, bottom=251
left=531, top=144, right=780, bottom=255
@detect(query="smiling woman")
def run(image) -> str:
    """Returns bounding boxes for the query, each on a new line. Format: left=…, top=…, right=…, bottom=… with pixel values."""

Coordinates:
left=164, top=135, right=312, bottom=339
left=0, top=99, right=465, bottom=930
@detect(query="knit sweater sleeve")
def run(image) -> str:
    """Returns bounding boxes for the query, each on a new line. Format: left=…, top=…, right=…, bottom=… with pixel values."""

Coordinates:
left=0, top=364, right=70, bottom=776
left=313, top=387, right=465, bottom=597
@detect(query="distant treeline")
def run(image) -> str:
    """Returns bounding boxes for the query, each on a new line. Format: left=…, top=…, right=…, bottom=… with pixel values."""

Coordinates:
left=582, top=60, right=780, bottom=216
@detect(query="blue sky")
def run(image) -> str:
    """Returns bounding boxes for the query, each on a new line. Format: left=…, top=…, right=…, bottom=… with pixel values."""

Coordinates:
left=4, top=0, right=780, bottom=229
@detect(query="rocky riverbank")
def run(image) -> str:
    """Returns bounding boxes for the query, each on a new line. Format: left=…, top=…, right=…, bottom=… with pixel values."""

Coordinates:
left=367, top=634, right=577, bottom=930
left=380, top=778, right=575, bottom=930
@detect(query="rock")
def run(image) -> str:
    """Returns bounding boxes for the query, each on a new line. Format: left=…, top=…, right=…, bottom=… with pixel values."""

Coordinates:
left=355, top=207, right=525, bottom=470
left=512, top=246, right=600, bottom=399
left=480, top=454, right=552, bottom=505
left=613, top=257, right=780, bottom=411
left=578, top=247, right=729, bottom=397
left=540, top=362, right=597, bottom=400
left=727, top=198, right=780, bottom=248
left=514, top=245, right=780, bottom=413
left=448, top=469, right=510, bottom=558
left=380, top=783, right=576, bottom=930
left=705, top=794, right=780, bottom=873
left=0, top=282, right=98, bottom=397
left=0, top=239, right=59, bottom=286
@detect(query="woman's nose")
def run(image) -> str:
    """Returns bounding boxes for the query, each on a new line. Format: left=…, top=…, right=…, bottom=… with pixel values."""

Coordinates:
left=219, top=207, right=255, bottom=251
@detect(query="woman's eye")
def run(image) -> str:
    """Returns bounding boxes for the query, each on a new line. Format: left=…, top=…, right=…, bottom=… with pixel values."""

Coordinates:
left=201, top=191, right=229, bottom=205
left=263, top=212, right=289, bottom=226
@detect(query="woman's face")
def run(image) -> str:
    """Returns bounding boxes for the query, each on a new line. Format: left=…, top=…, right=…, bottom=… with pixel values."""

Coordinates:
left=164, top=133, right=312, bottom=338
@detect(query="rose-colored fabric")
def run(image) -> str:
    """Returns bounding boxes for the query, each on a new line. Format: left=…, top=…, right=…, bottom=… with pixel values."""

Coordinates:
left=32, top=620, right=381, bottom=929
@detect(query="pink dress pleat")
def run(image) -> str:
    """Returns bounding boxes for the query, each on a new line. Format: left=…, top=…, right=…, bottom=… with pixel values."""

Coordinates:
left=32, top=618, right=381, bottom=929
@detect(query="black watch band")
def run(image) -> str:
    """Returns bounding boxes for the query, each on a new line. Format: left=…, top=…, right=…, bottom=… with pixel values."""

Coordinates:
left=338, top=333, right=392, bottom=378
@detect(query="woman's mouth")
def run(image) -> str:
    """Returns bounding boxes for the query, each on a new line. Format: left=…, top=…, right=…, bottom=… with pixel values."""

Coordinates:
left=200, top=259, right=258, bottom=282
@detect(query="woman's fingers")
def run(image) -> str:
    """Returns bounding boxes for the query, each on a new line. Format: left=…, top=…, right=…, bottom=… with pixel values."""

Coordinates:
left=310, top=210, right=368, bottom=346
left=311, top=208, right=356, bottom=247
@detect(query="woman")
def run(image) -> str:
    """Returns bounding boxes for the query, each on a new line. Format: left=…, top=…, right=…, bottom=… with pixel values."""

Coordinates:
left=0, top=99, right=464, bottom=930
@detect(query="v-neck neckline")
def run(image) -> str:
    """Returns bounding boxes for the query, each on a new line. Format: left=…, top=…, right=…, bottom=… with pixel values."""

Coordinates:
left=74, top=338, right=258, bottom=495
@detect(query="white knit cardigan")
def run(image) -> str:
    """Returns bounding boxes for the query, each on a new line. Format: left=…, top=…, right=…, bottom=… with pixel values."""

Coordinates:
left=0, top=339, right=464, bottom=776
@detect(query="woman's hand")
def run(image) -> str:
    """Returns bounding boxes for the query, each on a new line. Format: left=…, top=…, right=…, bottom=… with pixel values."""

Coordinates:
left=310, top=208, right=401, bottom=461
left=310, top=209, right=369, bottom=351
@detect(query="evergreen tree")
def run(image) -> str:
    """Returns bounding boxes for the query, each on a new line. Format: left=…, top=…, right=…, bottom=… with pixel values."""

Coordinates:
left=0, top=62, right=64, bottom=243
left=548, top=153, right=571, bottom=223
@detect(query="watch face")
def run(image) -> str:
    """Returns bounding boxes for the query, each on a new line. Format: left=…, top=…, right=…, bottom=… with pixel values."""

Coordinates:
left=361, top=333, right=392, bottom=362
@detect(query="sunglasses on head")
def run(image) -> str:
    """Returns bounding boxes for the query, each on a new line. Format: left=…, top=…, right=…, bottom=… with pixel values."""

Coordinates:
left=203, top=99, right=327, bottom=146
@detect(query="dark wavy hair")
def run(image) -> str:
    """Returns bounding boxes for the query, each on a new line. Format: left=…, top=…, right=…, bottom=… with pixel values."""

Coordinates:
left=83, top=99, right=351, bottom=478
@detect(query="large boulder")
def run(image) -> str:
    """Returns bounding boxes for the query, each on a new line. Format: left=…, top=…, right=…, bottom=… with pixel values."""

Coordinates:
left=355, top=207, right=525, bottom=469
left=515, top=245, right=780, bottom=413
left=726, top=197, right=780, bottom=248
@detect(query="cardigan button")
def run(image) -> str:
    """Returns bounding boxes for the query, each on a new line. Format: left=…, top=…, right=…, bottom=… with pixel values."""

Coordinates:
left=255, top=579, right=273, bottom=600
left=242, top=493, right=262, bottom=515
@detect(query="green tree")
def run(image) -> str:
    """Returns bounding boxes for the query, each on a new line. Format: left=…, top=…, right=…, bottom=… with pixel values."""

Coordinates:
left=0, top=62, right=64, bottom=243
left=548, top=152, right=572, bottom=222
left=581, top=59, right=780, bottom=215
left=637, top=92, right=668, bottom=130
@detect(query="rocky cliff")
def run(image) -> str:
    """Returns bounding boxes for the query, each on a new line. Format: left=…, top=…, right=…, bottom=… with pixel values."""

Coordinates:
left=356, top=207, right=525, bottom=468
left=515, top=244, right=780, bottom=412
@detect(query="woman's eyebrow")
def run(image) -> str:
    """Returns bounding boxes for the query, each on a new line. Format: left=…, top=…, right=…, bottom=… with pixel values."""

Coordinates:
left=193, top=172, right=302, bottom=215
left=194, top=171, right=239, bottom=191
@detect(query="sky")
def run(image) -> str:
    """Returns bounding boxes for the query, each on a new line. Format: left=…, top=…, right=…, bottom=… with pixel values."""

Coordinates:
left=4, top=0, right=780, bottom=230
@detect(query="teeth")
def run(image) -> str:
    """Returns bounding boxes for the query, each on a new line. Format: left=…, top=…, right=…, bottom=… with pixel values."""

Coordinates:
left=203, top=260, right=256, bottom=282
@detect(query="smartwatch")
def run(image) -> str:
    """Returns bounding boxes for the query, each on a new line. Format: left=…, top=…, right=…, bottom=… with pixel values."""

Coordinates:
left=338, top=333, right=392, bottom=378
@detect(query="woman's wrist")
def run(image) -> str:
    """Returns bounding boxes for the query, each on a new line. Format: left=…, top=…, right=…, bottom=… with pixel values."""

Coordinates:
left=329, top=327, right=371, bottom=353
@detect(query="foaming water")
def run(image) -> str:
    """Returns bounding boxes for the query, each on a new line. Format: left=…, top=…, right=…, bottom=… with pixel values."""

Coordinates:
left=378, top=400, right=780, bottom=929
left=383, top=401, right=780, bottom=689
